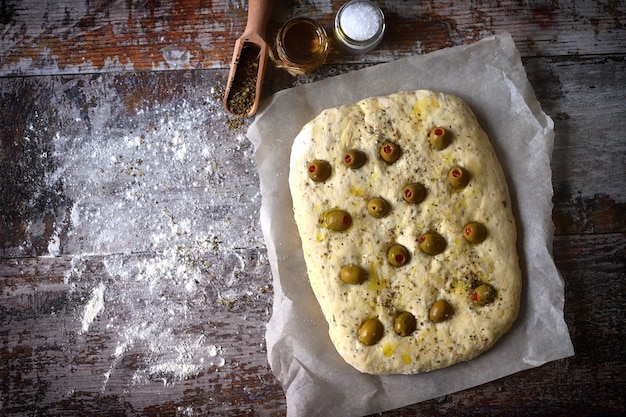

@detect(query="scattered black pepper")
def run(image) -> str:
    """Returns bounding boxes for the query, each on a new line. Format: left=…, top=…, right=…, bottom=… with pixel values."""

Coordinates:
left=226, top=43, right=260, bottom=117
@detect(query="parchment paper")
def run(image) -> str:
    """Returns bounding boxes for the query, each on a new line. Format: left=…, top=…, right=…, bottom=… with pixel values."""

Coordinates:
left=248, top=33, right=574, bottom=417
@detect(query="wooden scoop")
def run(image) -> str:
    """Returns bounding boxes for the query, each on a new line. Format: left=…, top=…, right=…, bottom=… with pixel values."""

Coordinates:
left=223, top=0, right=274, bottom=118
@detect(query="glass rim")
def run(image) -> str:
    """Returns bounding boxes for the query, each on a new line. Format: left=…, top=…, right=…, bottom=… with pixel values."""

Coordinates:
left=278, top=17, right=329, bottom=65
left=335, top=0, right=385, bottom=47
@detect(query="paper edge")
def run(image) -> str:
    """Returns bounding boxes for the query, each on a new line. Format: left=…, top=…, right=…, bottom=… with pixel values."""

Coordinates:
left=249, top=32, right=575, bottom=416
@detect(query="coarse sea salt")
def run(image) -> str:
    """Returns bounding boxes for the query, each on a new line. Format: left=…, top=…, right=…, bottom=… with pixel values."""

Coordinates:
left=339, top=1, right=382, bottom=41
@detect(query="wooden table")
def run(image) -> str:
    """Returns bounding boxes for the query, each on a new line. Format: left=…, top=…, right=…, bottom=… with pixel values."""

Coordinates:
left=1, top=1, right=624, bottom=415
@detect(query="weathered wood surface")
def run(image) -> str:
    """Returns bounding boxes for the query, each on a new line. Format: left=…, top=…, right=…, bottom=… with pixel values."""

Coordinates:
left=1, top=0, right=625, bottom=416
left=1, top=0, right=625, bottom=76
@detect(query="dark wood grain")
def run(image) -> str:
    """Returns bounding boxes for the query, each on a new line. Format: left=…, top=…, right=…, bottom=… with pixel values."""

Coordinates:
left=1, top=0, right=625, bottom=416
left=1, top=234, right=623, bottom=416
left=1, top=0, right=625, bottom=76
left=1, top=252, right=285, bottom=416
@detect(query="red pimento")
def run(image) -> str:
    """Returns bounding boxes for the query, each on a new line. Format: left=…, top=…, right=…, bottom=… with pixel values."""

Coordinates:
left=472, top=283, right=496, bottom=305
left=448, top=166, right=469, bottom=188
left=403, top=183, right=426, bottom=204
left=380, top=142, right=400, bottom=163
left=429, top=127, right=450, bottom=150
left=463, top=222, right=487, bottom=243
left=307, top=159, right=331, bottom=181
left=387, top=244, right=409, bottom=266
left=343, top=149, right=366, bottom=168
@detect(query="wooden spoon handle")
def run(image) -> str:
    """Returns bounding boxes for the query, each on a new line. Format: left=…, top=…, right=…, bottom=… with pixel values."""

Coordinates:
left=243, top=0, right=275, bottom=39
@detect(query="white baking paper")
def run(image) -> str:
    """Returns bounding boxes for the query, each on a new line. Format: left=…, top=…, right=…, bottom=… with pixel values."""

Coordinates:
left=248, top=33, right=574, bottom=417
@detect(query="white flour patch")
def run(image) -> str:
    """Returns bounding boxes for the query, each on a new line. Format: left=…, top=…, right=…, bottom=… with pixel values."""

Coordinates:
left=81, top=282, right=106, bottom=333
left=161, top=45, right=192, bottom=69
left=50, top=95, right=261, bottom=255
left=47, top=229, right=61, bottom=257
left=52, top=78, right=264, bottom=389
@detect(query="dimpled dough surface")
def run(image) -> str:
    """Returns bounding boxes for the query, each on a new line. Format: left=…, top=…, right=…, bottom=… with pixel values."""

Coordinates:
left=289, top=90, right=522, bottom=375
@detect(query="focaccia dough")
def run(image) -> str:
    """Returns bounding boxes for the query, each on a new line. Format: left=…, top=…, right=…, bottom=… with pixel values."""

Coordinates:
left=289, top=90, right=521, bottom=374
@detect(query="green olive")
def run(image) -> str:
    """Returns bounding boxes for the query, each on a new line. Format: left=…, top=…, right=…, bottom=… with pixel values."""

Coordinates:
left=429, top=127, right=450, bottom=150
left=402, top=183, right=426, bottom=204
left=340, top=265, right=368, bottom=285
left=387, top=244, right=409, bottom=266
left=343, top=149, right=366, bottom=169
left=321, top=209, right=352, bottom=231
left=394, top=312, right=417, bottom=336
left=472, top=283, right=497, bottom=306
left=358, top=317, right=384, bottom=346
left=379, top=142, right=401, bottom=164
left=418, top=232, right=446, bottom=255
left=307, top=159, right=331, bottom=182
left=463, top=222, right=487, bottom=243
left=429, top=300, right=453, bottom=323
left=367, top=197, right=390, bottom=218
left=448, top=166, right=469, bottom=189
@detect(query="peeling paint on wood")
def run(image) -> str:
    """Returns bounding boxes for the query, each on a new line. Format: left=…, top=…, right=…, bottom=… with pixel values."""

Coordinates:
left=1, top=0, right=625, bottom=76
left=1, top=1, right=625, bottom=415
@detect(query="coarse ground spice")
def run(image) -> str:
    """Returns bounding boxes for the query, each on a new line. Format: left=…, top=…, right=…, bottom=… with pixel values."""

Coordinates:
left=226, top=43, right=260, bottom=117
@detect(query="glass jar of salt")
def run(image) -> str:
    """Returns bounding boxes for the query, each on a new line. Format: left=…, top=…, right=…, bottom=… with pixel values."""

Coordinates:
left=334, top=0, right=385, bottom=54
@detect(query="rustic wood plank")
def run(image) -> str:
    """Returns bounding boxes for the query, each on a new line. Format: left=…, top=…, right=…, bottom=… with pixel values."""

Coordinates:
left=1, top=232, right=624, bottom=415
left=523, top=55, right=626, bottom=234
left=0, top=69, right=261, bottom=258
left=1, top=1, right=625, bottom=415
left=0, top=250, right=285, bottom=416
left=2, top=58, right=623, bottom=261
left=377, top=232, right=626, bottom=416
left=1, top=0, right=625, bottom=77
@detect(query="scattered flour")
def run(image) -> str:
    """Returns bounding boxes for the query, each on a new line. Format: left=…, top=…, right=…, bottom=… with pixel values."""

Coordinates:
left=160, top=45, right=192, bottom=69
left=47, top=230, right=62, bottom=257
left=81, top=282, right=105, bottom=333
left=52, top=76, right=264, bottom=390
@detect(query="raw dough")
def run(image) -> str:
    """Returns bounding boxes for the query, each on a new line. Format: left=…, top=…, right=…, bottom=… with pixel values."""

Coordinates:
left=289, top=90, right=522, bottom=374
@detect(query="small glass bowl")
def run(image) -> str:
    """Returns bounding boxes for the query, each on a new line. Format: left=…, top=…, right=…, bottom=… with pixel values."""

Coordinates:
left=276, top=17, right=329, bottom=75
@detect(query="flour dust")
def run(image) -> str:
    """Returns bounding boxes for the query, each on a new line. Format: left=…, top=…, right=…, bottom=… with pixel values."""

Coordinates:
left=49, top=79, right=267, bottom=389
